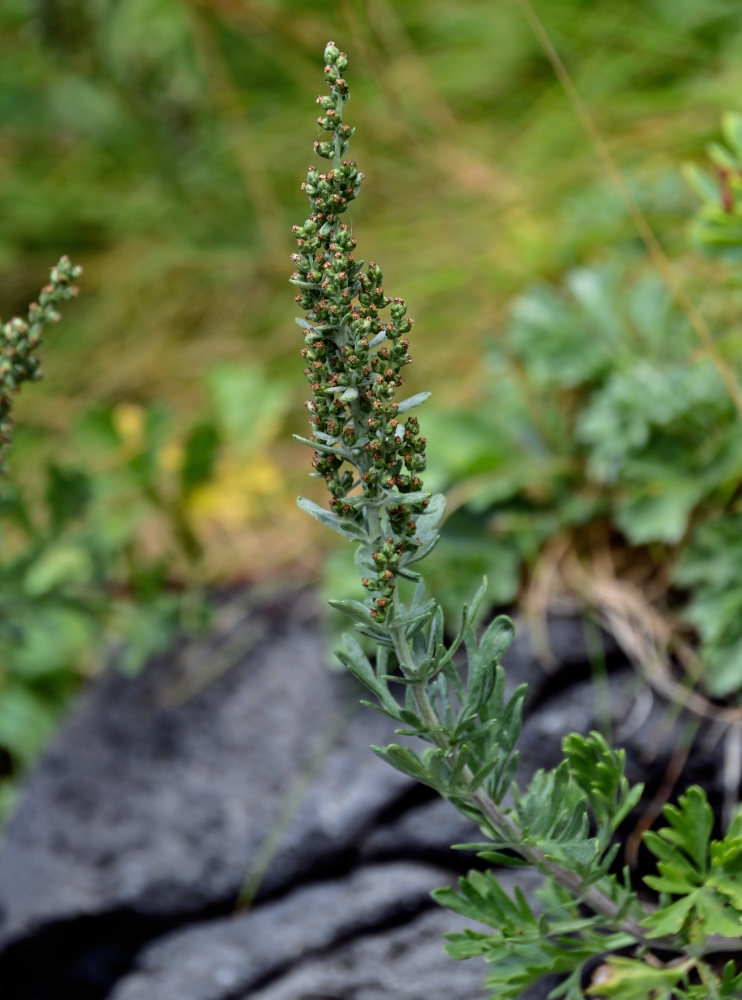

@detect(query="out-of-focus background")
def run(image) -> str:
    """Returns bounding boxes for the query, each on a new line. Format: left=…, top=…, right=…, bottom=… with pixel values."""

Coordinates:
left=2, top=0, right=742, bottom=814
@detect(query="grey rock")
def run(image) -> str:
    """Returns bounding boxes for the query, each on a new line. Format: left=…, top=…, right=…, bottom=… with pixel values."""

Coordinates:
left=243, top=869, right=558, bottom=1000
left=0, top=591, right=410, bottom=950
left=503, top=613, right=621, bottom=707
left=110, top=862, right=451, bottom=1000
left=360, top=795, right=478, bottom=864
left=244, top=908, right=494, bottom=1000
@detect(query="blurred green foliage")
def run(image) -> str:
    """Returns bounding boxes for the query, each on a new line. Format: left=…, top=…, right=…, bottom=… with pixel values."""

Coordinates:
left=0, top=349, right=295, bottom=817
left=3, top=1, right=742, bottom=809
left=421, top=257, right=742, bottom=698
left=4, top=0, right=742, bottom=424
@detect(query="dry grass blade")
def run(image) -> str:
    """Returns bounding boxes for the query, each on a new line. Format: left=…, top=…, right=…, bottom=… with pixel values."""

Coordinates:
left=526, top=536, right=742, bottom=725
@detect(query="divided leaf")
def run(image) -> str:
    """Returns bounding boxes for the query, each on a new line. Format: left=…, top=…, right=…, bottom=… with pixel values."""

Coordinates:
left=642, top=786, right=742, bottom=942
left=563, top=731, right=643, bottom=834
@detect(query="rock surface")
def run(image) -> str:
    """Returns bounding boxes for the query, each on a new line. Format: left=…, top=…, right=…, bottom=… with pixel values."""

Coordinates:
left=0, top=588, right=723, bottom=999
left=109, top=862, right=488, bottom=1000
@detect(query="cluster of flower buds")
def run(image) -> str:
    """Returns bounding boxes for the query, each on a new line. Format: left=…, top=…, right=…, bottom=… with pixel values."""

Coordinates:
left=292, top=43, right=429, bottom=621
left=0, top=255, right=81, bottom=467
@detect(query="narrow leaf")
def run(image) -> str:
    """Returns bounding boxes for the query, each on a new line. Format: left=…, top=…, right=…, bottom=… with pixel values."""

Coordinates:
left=397, top=391, right=431, bottom=414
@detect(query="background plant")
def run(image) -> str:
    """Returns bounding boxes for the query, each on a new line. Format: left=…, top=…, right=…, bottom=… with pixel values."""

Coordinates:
left=0, top=256, right=90, bottom=817
left=0, top=260, right=292, bottom=817
left=412, top=113, right=742, bottom=715
left=0, top=348, right=301, bottom=819
left=416, top=254, right=742, bottom=699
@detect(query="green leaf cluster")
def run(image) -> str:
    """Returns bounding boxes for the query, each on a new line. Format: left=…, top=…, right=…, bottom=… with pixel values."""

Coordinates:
left=587, top=787, right=742, bottom=999
left=419, top=254, right=742, bottom=697
left=436, top=870, right=634, bottom=1000
left=643, top=786, right=742, bottom=943
left=425, top=732, right=646, bottom=998
left=336, top=577, right=523, bottom=799
left=0, top=414, right=191, bottom=815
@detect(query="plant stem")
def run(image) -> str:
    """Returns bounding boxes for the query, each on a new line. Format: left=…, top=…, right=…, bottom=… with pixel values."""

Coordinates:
left=387, top=593, right=742, bottom=959
left=386, top=595, right=654, bottom=947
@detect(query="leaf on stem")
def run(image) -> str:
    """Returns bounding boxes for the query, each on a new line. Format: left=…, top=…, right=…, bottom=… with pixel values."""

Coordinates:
left=298, top=496, right=366, bottom=540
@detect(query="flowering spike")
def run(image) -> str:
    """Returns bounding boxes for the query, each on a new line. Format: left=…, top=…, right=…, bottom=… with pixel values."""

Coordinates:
left=0, top=256, right=82, bottom=468
left=292, top=43, right=430, bottom=622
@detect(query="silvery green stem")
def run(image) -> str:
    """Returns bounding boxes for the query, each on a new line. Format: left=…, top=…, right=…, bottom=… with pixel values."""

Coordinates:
left=382, top=601, right=652, bottom=947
